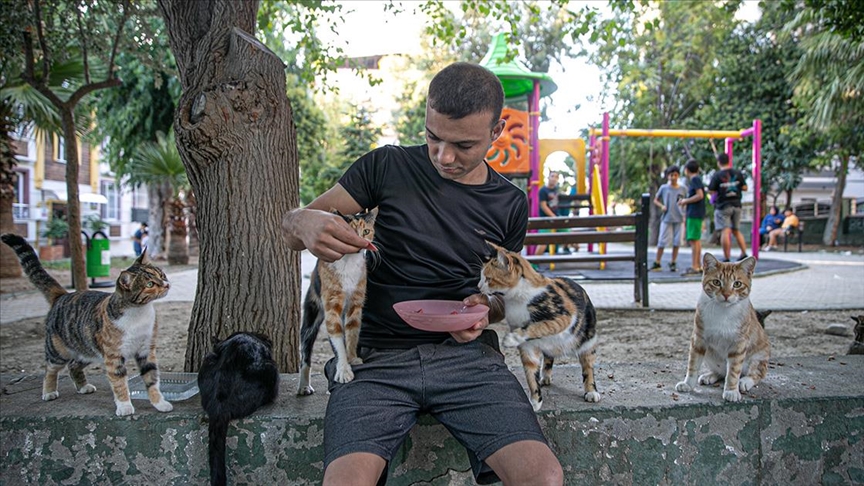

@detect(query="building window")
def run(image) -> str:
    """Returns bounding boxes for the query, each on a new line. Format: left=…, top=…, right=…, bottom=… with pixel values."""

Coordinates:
left=53, top=135, right=66, bottom=163
left=101, top=181, right=119, bottom=220
left=12, top=169, right=29, bottom=220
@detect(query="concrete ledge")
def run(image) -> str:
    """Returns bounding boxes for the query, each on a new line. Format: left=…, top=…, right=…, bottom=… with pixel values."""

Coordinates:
left=2, top=356, right=863, bottom=485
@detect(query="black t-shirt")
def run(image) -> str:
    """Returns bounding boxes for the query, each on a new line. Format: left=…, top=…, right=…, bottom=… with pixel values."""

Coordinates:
left=708, top=168, right=746, bottom=209
left=686, top=175, right=706, bottom=219
left=538, top=185, right=559, bottom=216
left=339, top=144, right=529, bottom=348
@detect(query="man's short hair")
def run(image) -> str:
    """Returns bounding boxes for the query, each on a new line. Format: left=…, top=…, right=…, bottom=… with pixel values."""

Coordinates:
left=665, top=165, right=680, bottom=176
left=142, top=222, right=148, bottom=228
left=717, top=153, right=730, bottom=166
left=427, top=62, right=504, bottom=128
left=684, top=159, right=699, bottom=174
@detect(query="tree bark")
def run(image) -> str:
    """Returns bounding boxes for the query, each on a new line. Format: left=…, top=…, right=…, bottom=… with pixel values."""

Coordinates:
left=146, top=181, right=170, bottom=258
left=59, top=109, right=87, bottom=291
left=823, top=155, right=849, bottom=246
left=159, top=0, right=301, bottom=372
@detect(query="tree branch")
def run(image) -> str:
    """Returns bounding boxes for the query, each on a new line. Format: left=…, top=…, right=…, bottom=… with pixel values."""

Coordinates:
left=74, top=1, right=91, bottom=85
left=21, top=30, right=66, bottom=111
left=107, top=0, right=131, bottom=78
left=68, top=78, right=123, bottom=107
left=32, top=0, right=51, bottom=83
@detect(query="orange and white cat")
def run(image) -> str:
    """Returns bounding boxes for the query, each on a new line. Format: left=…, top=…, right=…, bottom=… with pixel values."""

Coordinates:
left=675, top=253, right=770, bottom=402
left=297, top=208, right=377, bottom=395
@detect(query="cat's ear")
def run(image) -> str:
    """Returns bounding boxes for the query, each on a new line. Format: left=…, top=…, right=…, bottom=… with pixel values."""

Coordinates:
left=738, top=256, right=757, bottom=276
left=703, top=253, right=719, bottom=270
left=136, top=247, right=149, bottom=265
left=365, top=207, right=379, bottom=224
left=117, top=271, right=134, bottom=291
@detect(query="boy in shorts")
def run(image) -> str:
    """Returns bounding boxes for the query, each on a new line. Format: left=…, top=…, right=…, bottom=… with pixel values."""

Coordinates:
left=678, top=159, right=706, bottom=275
left=708, top=153, right=750, bottom=262
left=651, top=166, right=688, bottom=272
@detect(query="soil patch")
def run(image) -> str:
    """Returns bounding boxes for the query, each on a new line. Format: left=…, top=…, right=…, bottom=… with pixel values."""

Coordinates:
left=2, top=302, right=859, bottom=377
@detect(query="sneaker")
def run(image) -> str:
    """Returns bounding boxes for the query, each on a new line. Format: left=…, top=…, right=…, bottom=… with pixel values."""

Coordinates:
left=669, top=262, right=677, bottom=272
left=650, top=262, right=662, bottom=272
left=762, top=246, right=772, bottom=252
left=682, top=267, right=702, bottom=276
left=737, top=253, right=749, bottom=261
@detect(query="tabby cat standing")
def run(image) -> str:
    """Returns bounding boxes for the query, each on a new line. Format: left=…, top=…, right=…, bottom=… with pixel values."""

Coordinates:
left=1, top=233, right=173, bottom=416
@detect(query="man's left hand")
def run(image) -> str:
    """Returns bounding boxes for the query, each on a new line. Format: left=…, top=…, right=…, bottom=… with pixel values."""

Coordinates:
left=449, top=294, right=492, bottom=343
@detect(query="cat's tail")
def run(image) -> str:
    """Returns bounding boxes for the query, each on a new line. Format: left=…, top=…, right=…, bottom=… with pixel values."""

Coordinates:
left=207, top=415, right=230, bottom=486
left=0, top=234, right=66, bottom=304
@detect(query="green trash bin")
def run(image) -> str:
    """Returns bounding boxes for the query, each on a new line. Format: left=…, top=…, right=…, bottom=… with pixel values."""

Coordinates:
left=86, top=231, right=111, bottom=278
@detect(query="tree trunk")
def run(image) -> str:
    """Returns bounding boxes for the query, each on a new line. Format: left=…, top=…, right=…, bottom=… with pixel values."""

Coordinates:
left=0, top=193, right=22, bottom=278
left=167, top=197, right=189, bottom=265
left=159, top=0, right=301, bottom=372
left=61, top=109, right=88, bottom=291
left=823, top=155, right=849, bottom=246
left=186, top=188, right=199, bottom=257
left=147, top=181, right=170, bottom=258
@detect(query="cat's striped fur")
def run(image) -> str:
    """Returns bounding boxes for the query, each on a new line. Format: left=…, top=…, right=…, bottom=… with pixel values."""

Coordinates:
left=676, top=253, right=771, bottom=402
left=297, top=208, right=377, bottom=395
left=1, top=233, right=173, bottom=416
left=479, top=241, right=599, bottom=411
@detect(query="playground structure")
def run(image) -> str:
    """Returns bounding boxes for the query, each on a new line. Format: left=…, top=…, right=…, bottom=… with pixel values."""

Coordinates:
left=589, top=113, right=764, bottom=259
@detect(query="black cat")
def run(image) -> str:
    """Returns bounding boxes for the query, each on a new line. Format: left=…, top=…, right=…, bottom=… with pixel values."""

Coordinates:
left=198, top=332, right=279, bottom=486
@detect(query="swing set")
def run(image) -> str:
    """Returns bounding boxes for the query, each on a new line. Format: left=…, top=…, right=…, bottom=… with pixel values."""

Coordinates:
left=589, top=113, right=764, bottom=258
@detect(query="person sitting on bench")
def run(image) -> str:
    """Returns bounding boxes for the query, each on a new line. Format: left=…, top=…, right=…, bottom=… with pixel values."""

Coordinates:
left=764, top=208, right=799, bottom=251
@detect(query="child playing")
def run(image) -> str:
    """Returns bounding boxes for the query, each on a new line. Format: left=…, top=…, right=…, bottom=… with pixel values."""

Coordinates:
left=651, top=166, right=688, bottom=272
left=677, top=159, right=706, bottom=276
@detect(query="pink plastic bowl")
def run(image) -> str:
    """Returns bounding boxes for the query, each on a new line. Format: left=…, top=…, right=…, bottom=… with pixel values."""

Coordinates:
left=393, top=300, right=490, bottom=332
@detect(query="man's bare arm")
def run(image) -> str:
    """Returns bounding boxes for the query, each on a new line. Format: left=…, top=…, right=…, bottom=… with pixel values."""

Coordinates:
left=281, top=184, right=368, bottom=262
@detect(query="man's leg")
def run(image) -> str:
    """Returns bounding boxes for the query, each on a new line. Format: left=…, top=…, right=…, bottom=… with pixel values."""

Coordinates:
left=721, top=228, right=732, bottom=260
left=324, top=453, right=387, bottom=486
left=733, top=229, right=748, bottom=256
left=693, top=239, right=702, bottom=269
left=485, top=440, right=564, bottom=486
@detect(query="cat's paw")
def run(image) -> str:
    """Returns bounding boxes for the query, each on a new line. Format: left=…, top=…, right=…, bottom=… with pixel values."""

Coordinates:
left=539, top=376, right=552, bottom=387
left=738, top=377, right=756, bottom=392
left=675, top=381, right=693, bottom=393
left=502, top=332, right=525, bottom=347
left=584, top=391, right=601, bottom=403
left=530, top=398, right=543, bottom=412
left=349, top=357, right=363, bottom=366
left=153, top=399, right=173, bottom=413
left=722, top=389, right=742, bottom=402
left=77, top=384, right=96, bottom=394
left=297, top=385, right=315, bottom=396
left=333, top=365, right=355, bottom=384
left=115, top=401, right=135, bottom=417
left=42, top=391, right=59, bottom=401
left=698, top=372, right=722, bottom=385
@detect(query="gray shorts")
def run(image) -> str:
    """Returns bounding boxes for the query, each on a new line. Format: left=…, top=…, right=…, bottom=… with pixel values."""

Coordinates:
left=657, top=221, right=682, bottom=249
left=323, top=332, right=547, bottom=484
left=714, top=205, right=742, bottom=231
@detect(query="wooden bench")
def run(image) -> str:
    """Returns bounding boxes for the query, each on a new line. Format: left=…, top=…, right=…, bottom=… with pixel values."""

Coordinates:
left=524, top=194, right=651, bottom=307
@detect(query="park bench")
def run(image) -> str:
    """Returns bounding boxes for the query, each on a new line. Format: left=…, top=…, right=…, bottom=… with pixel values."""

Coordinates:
left=783, top=220, right=804, bottom=252
left=524, top=194, right=651, bottom=307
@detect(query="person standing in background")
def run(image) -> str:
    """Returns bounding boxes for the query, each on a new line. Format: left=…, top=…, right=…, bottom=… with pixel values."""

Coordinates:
left=678, top=159, right=706, bottom=275
left=708, top=153, right=750, bottom=262
left=651, top=166, right=688, bottom=272
left=132, top=222, right=148, bottom=257
left=534, top=171, right=560, bottom=257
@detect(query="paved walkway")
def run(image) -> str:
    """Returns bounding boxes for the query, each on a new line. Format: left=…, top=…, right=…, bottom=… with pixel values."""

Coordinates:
left=2, top=246, right=862, bottom=325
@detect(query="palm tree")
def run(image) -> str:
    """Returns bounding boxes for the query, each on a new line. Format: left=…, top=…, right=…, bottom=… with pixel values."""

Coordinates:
left=0, top=60, right=75, bottom=278
left=129, top=131, right=190, bottom=265
left=786, top=9, right=864, bottom=245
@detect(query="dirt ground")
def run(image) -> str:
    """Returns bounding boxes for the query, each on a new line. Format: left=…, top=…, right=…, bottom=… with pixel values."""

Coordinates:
left=2, top=265, right=860, bottom=376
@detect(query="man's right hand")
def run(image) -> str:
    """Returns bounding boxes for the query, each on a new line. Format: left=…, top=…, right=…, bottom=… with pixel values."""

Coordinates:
left=282, top=208, right=369, bottom=263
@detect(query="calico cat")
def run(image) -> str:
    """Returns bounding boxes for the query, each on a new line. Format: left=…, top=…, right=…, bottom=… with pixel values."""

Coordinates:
left=297, top=208, right=378, bottom=395
left=675, top=253, right=771, bottom=402
left=0, top=233, right=172, bottom=416
left=479, top=241, right=600, bottom=411
left=198, top=332, right=279, bottom=486
left=849, top=315, right=864, bottom=355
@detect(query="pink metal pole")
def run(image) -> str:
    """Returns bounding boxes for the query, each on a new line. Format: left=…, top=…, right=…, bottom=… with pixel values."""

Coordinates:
left=725, top=138, right=734, bottom=166
left=529, top=80, right=541, bottom=218
left=752, top=119, right=762, bottom=259
left=601, top=113, right=610, bottom=212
